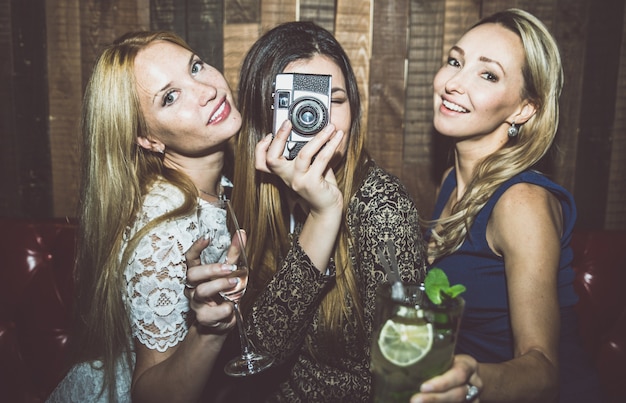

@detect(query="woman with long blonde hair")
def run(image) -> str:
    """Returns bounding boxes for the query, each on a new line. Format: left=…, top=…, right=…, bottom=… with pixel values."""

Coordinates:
left=413, top=9, right=602, bottom=403
left=47, top=30, right=242, bottom=402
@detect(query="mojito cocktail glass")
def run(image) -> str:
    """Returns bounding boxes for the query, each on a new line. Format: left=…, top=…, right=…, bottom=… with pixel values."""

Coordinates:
left=370, top=282, right=464, bottom=402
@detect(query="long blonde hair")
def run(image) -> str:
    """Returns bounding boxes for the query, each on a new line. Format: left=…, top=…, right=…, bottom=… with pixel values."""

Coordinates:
left=428, top=9, right=564, bottom=260
left=72, top=31, right=199, bottom=399
left=233, top=22, right=371, bottom=353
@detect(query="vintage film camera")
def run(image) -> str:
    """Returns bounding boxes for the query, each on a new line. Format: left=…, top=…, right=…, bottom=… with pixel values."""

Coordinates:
left=272, top=73, right=332, bottom=159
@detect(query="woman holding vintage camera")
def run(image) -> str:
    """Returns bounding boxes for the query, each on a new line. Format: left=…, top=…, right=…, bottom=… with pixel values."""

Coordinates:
left=186, top=21, right=426, bottom=400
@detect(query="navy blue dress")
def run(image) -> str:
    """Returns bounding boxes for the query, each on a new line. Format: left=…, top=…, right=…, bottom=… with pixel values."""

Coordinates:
left=428, top=169, right=603, bottom=402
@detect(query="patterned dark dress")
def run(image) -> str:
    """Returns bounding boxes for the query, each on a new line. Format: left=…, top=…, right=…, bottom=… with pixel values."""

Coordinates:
left=242, top=162, right=427, bottom=402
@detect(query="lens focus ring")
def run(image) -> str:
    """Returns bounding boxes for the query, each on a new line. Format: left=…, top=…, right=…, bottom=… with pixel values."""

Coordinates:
left=289, top=97, right=329, bottom=135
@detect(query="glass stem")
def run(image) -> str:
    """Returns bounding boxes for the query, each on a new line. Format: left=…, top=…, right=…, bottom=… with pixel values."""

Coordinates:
left=233, top=302, right=253, bottom=357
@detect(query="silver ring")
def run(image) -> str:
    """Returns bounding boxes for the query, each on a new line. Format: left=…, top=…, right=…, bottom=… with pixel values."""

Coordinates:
left=184, top=280, right=196, bottom=290
left=465, top=384, right=479, bottom=401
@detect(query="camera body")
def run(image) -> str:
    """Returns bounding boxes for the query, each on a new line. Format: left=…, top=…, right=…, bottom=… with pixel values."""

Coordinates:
left=272, top=73, right=332, bottom=159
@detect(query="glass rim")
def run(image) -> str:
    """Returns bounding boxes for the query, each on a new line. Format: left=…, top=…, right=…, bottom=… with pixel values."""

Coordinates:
left=376, top=281, right=464, bottom=309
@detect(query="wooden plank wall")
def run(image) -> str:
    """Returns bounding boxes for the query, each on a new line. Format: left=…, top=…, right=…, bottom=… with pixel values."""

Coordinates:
left=1, top=0, right=51, bottom=217
left=607, top=5, right=626, bottom=230
left=1, top=0, right=624, bottom=230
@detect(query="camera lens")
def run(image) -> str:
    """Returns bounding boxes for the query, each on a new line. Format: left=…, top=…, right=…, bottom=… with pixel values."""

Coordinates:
left=300, top=110, right=316, bottom=125
left=289, top=97, right=329, bottom=135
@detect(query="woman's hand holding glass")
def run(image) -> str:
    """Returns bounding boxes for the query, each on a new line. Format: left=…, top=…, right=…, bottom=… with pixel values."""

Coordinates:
left=192, top=200, right=274, bottom=376
left=409, top=354, right=482, bottom=403
left=184, top=237, right=238, bottom=332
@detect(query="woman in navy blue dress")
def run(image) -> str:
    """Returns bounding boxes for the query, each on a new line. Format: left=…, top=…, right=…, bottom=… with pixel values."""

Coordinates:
left=412, top=8, right=603, bottom=403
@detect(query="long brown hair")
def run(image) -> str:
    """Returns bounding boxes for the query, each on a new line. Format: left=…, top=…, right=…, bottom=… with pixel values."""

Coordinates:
left=72, top=31, right=199, bottom=399
left=233, top=21, right=371, bottom=353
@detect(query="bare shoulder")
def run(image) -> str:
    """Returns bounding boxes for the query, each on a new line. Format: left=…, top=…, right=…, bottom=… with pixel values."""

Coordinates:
left=495, top=182, right=561, bottom=216
left=489, top=182, right=563, bottom=255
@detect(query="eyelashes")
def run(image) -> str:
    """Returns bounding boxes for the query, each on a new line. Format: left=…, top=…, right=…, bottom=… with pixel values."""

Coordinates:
left=162, top=89, right=178, bottom=106
left=160, top=58, right=206, bottom=107
left=191, top=59, right=204, bottom=75
left=446, top=57, right=499, bottom=82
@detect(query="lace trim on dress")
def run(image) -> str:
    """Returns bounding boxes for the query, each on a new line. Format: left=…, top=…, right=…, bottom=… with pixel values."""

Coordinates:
left=122, top=182, right=228, bottom=352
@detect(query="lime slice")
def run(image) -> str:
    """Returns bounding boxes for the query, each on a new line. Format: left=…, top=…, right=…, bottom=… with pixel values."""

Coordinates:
left=378, top=317, right=433, bottom=367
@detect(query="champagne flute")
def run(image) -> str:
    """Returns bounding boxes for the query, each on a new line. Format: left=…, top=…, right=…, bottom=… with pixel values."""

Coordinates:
left=196, top=198, right=274, bottom=377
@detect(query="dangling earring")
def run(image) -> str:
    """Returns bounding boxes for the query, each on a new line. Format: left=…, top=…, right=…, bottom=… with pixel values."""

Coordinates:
left=507, top=122, right=519, bottom=138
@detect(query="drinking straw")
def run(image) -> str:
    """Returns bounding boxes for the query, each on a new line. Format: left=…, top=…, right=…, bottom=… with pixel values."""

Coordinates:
left=377, top=240, right=406, bottom=301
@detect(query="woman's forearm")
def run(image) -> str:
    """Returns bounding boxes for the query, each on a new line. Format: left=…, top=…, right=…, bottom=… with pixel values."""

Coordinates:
left=478, top=349, right=558, bottom=403
left=299, top=206, right=342, bottom=271
left=247, top=241, right=333, bottom=361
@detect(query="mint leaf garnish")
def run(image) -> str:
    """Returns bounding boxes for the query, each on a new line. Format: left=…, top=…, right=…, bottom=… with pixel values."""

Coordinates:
left=424, top=268, right=466, bottom=305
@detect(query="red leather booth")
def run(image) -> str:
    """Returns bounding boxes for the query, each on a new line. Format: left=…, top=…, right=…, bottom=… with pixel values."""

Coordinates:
left=570, top=229, right=626, bottom=402
left=0, top=218, right=76, bottom=403
left=1, top=218, right=625, bottom=402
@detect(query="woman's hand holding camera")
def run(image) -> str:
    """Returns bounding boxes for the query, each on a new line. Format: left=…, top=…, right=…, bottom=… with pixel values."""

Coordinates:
left=256, top=119, right=344, bottom=271
left=256, top=119, right=343, bottom=217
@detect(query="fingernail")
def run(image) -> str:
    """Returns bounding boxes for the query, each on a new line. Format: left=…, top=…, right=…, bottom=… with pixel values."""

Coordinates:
left=222, top=264, right=237, bottom=272
left=420, top=383, right=433, bottom=392
left=229, top=277, right=240, bottom=285
left=281, top=120, right=291, bottom=129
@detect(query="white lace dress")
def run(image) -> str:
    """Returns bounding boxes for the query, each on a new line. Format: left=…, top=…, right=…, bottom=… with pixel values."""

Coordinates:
left=46, top=181, right=229, bottom=402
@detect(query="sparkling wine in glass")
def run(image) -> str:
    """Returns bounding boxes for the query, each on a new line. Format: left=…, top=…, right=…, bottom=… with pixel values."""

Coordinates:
left=197, top=198, right=274, bottom=377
